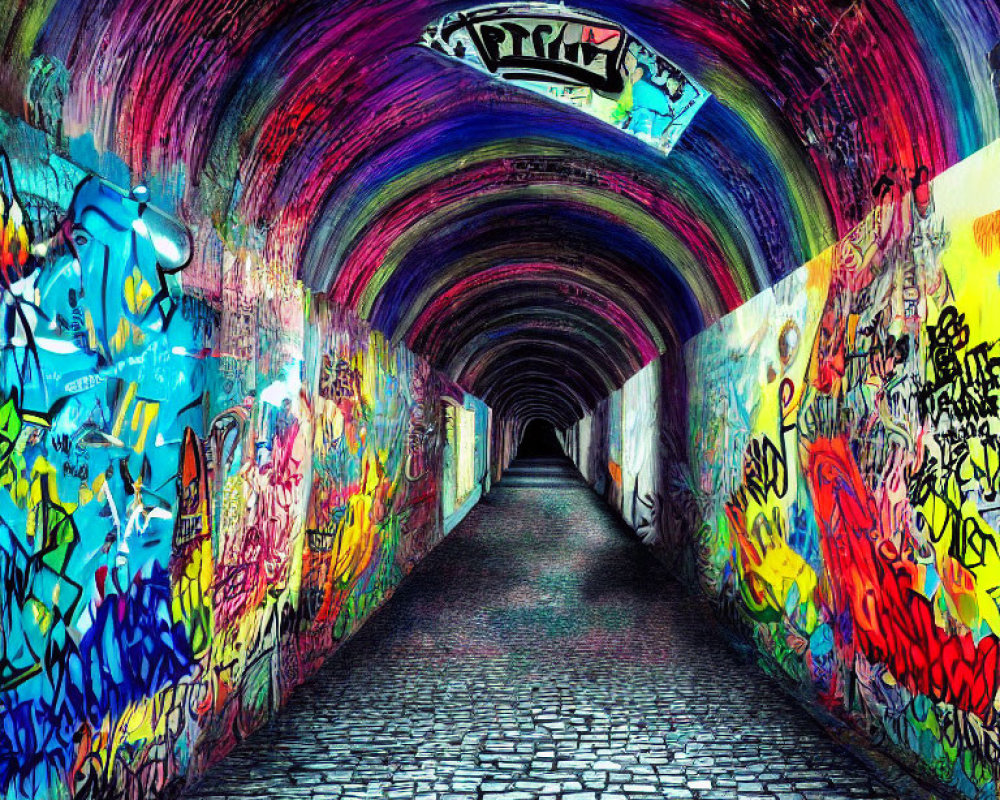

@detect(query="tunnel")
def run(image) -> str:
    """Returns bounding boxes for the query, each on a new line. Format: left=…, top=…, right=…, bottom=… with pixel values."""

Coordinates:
left=0, top=1, right=999, bottom=799
left=516, top=420, right=564, bottom=459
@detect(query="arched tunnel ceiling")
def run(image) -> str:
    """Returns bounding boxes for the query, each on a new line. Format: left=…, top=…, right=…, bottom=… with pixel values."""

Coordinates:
left=3, top=0, right=998, bottom=425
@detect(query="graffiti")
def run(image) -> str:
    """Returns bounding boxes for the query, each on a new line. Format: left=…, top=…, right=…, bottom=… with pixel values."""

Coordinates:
left=810, top=435, right=1000, bottom=720
left=319, top=354, right=361, bottom=402
left=24, top=56, right=68, bottom=138
left=974, top=209, right=1000, bottom=257
left=621, top=362, right=658, bottom=537
left=422, top=3, right=709, bottom=156
left=50, top=178, right=190, bottom=366
left=0, top=125, right=490, bottom=800
left=728, top=429, right=789, bottom=514
left=442, top=394, right=488, bottom=530
left=170, top=427, right=213, bottom=656
left=180, top=295, right=220, bottom=342
left=678, top=142, right=1000, bottom=795
left=0, top=151, right=46, bottom=398
left=431, top=8, right=629, bottom=92
left=918, top=306, right=1000, bottom=428
left=563, top=138, right=1000, bottom=797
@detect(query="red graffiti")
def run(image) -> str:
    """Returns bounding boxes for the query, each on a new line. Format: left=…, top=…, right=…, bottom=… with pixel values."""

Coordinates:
left=808, top=436, right=1000, bottom=720
left=0, top=151, right=31, bottom=286
left=213, top=419, right=303, bottom=629
left=974, top=209, right=1000, bottom=257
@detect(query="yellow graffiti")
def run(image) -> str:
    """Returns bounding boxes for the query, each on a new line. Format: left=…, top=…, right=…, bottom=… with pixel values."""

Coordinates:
left=919, top=486, right=1000, bottom=636
left=171, top=537, right=214, bottom=659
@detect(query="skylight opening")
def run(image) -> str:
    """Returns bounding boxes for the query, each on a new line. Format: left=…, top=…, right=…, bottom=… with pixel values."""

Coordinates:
left=422, top=3, right=710, bottom=156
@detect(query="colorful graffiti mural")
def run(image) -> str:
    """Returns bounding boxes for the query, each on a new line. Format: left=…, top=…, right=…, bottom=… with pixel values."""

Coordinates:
left=422, top=3, right=709, bottom=157
left=566, top=139, right=1000, bottom=798
left=0, top=116, right=489, bottom=800
left=2, top=0, right=994, bottom=449
left=0, top=0, right=998, bottom=797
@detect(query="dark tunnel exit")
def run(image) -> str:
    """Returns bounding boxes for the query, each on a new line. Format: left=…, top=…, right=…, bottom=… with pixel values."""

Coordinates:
left=516, top=419, right=565, bottom=458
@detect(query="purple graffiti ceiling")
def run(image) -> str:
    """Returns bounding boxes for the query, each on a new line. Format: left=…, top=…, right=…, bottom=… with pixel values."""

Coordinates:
left=1, top=0, right=998, bottom=427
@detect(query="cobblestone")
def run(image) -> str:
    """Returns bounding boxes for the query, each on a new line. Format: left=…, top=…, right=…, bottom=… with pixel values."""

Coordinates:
left=185, top=458, right=907, bottom=800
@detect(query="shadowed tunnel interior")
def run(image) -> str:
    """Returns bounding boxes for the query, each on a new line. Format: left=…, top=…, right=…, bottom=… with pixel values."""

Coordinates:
left=1, top=1, right=1000, bottom=800
left=516, top=420, right=564, bottom=459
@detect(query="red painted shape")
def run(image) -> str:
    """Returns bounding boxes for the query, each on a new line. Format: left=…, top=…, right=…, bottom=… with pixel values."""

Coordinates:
left=808, top=436, right=1000, bottom=720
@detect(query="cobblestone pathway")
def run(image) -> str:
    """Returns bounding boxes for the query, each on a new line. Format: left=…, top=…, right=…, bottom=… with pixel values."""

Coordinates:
left=185, top=457, right=906, bottom=800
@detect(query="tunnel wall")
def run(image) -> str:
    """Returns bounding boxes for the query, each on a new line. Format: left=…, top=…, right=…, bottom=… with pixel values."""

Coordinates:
left=442, top=392, right=491, bottom=534
left=563, top=137, right=1000, bottom=799
left=0, top=111, right=492, bottom=800
left=490, top=415, right=527, bottom=484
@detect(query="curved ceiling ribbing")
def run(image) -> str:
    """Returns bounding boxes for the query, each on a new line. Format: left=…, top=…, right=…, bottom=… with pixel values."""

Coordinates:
left=406, top=261, right=664, bottom=359
left=2, top=0, right=998, bottom=426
